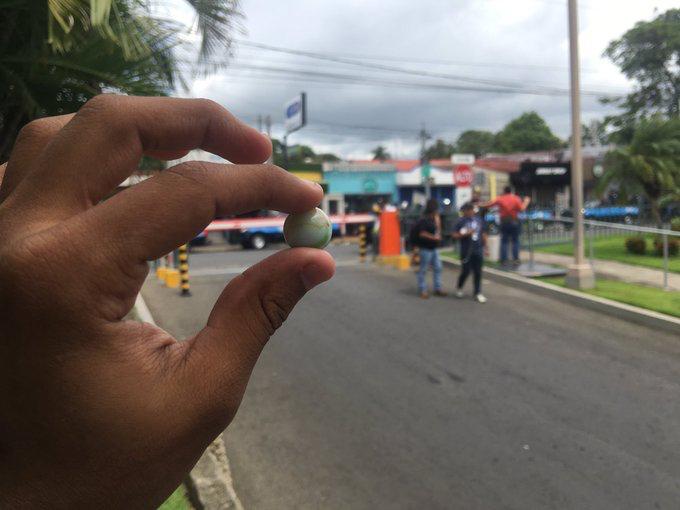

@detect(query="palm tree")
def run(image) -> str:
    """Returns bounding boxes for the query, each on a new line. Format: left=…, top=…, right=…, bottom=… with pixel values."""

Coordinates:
left=598, top=116, right=680, bottom=225
left=372, top=145, right=390, bottom=161
left=0, top=0, right=242, bottom=161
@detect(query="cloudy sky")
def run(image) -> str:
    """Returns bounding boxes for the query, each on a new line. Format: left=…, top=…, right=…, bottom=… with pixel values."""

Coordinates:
left=171, top=0, right=677, bottom=159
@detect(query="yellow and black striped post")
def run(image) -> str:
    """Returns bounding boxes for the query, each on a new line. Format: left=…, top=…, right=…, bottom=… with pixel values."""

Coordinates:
left=359, top=224, right=367, bottom=263
left=178, top=244, right=191, bottom=296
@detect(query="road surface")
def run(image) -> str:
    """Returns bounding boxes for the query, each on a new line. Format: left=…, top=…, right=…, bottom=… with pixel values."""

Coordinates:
left=143, top=243, right=680, bottom=510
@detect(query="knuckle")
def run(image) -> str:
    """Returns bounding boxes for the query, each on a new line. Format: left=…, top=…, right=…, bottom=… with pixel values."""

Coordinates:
left=195, top=98, right=224, bottom=116
left=258, top=293, right=290, bottom=336
left=15, top=119, right=51, bottom=145
left=82, top=93, right=119, bottom=113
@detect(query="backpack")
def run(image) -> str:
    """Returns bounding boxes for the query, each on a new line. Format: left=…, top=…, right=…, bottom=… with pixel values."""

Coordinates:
left=409, top=220, right=422, bottom=247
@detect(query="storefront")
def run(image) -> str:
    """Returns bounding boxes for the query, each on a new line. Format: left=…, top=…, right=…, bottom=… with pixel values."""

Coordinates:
left=510, top=161, right=571, bottom=208
left=396, top=164, right=455, bottom=208
left=322, top=162, right=398, bottom=214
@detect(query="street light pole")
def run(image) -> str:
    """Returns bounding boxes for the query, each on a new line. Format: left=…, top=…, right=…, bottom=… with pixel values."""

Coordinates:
left=565, top=0, right=595, bottom=289
left=419, top=124, right=431, bottom=199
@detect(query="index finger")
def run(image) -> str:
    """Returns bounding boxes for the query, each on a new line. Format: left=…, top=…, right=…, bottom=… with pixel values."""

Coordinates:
left=73, top=162, right=324, bottom=264
left=19, top=95, right=271, bottom=215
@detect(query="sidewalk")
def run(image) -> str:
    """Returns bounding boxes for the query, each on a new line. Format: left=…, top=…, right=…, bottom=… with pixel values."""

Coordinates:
left=522, top=250, right=680, bottom=291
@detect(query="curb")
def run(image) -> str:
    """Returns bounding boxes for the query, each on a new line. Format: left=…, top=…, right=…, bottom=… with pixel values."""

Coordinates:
left=441, top=258, right=680, bottom=335
left=133, top=294, right=244, bottom=510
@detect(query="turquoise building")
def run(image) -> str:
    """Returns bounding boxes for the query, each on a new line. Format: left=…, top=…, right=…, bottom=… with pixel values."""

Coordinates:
left=322, top=162, right=398, bottom=213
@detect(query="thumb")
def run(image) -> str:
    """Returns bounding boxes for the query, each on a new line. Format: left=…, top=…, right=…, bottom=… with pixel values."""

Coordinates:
left=178, top=248, right=335, bottom=427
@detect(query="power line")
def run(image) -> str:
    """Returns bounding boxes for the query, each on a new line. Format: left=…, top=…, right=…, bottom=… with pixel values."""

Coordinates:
left=233, top=44, right=606, bottom=74
left=233, top=40, right=621, bottom=97
left=203, top=62, right=617, bottom=97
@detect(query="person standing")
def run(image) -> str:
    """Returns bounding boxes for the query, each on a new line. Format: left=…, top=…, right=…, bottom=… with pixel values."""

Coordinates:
left=453, top=202, right=487, bottom=303
left=413, top=198, right=447, bottom=299
left=483, top=186, right=530, bottom=266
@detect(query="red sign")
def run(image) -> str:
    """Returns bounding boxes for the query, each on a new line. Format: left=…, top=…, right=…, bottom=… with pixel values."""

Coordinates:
left=454, top=164, right=473, bottom=187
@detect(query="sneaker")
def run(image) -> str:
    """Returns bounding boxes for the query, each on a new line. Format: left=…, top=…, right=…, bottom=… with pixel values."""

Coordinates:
left=433, top=290, right=448, bottom=297
left=475, top=293, right=487, bottom=303
left=420, top=292, right=430, bottom=299
left=455, top=289, right=464, bottom=299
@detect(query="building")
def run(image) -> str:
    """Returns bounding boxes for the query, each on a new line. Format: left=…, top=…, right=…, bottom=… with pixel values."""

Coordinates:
left=473, top=146, right=612, bottom=210
left=347, top=158, right=458, bottom=209
left=321, top=161, right=398, bottom=215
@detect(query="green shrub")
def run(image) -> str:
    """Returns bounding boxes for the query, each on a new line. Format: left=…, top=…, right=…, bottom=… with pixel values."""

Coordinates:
left=625, top=236, right=646, bottom=255
left=653, top=237, right=679, bottom=257
left=671, top=217, right=680, bottom=232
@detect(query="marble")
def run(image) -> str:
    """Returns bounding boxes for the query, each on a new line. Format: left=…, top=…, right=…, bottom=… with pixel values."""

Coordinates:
left=283, top=207, right=332, bottom=249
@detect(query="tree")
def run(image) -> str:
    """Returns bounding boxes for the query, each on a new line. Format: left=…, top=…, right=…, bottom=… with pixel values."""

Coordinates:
left=0, top=0, right=242, bottom=161
left=493, top=112, right=563, bottom=153
left=603, top=9, right=680, bottom=142
left=598, top=116, right=680, bottom=225
left=455, top=130, right=495, bottom=157
left=271, top=138, right=340, bottom=168
left=372, top=145, right=391, bottom=161
left=581, top=120, right=609, bottom=146
left=424, top=138, right=455, bottom=160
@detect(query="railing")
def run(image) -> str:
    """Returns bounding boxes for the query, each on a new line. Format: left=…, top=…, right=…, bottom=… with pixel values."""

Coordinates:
left=522, top=217, right=679, bottom=290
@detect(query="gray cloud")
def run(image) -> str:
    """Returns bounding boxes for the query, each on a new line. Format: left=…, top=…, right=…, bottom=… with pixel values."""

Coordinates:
left=184, top=0, right=676, bottom=158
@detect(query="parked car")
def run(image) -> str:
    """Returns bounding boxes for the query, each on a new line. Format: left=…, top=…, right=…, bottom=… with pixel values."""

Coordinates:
left=560, top=204, right=639, bottom=224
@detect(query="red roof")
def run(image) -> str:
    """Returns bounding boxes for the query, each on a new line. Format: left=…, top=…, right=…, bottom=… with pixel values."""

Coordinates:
left=350, top=158, right=455, bottom=172
left=474, top=151, right=560, bottom=174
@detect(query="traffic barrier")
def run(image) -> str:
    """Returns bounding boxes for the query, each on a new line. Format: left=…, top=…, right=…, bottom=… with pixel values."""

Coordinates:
left=377, top=210, right=410, bottom=270
left=378, top=210, right=401, bottom=256
left=358, top=225, right=367, bottom=262
left=178, top=244, right=191, bottom=296
left=165, top=268, right=180, bottom=288
left=156, top=254, right=170, bottom=282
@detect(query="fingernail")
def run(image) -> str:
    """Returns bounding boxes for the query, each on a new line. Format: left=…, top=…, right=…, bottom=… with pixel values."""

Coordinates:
left=304, top=180, right=322, bottom=192
left=301, top=261, right=333, bottom=291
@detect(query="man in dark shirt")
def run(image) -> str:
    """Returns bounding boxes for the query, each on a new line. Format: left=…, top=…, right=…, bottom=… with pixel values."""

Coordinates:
left=453, top=202, right=487, bottom=303
left=414, top=198, right=446, bottom=299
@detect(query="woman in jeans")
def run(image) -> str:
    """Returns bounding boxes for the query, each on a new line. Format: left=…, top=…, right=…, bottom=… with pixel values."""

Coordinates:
left=414, top=199, right=447, bottom=299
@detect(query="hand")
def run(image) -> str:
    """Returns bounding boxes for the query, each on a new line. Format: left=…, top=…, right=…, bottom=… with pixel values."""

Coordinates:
left=0, top=95, right=335, bottom=508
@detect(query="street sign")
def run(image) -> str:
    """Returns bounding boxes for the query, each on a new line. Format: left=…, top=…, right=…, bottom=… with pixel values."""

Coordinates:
left=455, top=187, right=473, bottom=208
left=451, top=153, right=475, bottom=165
left=454, top=164, right=473, bottom=187
left=284, top=92, right=307, bottom=133
left=421, top=163, right=431, bottom=180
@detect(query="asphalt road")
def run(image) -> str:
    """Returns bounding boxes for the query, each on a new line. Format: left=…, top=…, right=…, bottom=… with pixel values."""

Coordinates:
left=143, top=243, right=680, bottom=510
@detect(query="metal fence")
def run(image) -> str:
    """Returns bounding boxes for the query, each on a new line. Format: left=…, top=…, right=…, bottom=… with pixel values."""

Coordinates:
left=522, top=217, right=679, bottom=290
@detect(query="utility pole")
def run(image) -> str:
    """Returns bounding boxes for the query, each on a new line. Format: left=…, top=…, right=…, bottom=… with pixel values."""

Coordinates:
left=565, top=0, right=595, bottom=289
left=419, top=124, right=432, bottom=199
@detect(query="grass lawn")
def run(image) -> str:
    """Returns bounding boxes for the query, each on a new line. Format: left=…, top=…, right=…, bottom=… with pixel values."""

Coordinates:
left=157, top=485, right=192, bottom=509
left=538, top=276, right=680, bottom=318
left=535, top=235, right=680, bottom=273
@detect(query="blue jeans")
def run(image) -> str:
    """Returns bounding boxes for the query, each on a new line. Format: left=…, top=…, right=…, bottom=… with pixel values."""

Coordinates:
left=417, top=248, right=442, bottom=293
left=500, top=220, right=520, bottom=262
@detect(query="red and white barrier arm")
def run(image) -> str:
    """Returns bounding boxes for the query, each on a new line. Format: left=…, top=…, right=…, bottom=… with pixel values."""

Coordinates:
left=204, top=213, right=375, bottom=232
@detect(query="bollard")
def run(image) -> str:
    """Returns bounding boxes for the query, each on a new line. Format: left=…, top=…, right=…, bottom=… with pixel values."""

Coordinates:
left=359, top=224, right=367, bottom=262
left=157, top=254, right=170, bottom=282
left=178, top=243, right=191, bottom=296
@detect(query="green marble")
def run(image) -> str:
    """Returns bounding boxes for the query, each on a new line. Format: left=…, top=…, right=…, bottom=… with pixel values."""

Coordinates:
left=283, top=207, right=332, bottom=249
